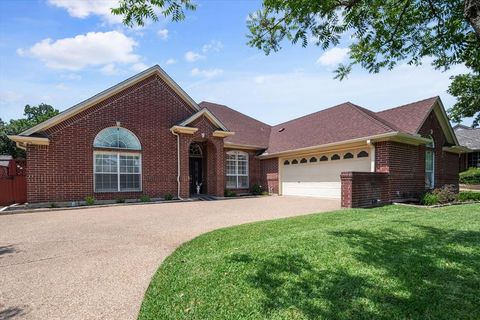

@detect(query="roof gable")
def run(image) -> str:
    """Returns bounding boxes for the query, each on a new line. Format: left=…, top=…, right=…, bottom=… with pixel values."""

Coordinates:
left=21, top=65, right=199, bottom=136
left=179, top=108, right=229, bottom=131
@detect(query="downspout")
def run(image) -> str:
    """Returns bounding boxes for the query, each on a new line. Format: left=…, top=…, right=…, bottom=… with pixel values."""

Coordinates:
left=170, top=129, right=183, bottom=200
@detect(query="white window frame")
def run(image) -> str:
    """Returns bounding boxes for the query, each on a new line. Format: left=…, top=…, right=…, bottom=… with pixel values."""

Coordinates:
left=226, top=150, right=249, bottom=189
left=425, top=138, right=435, bottom=189
left=93, top=151, right=142, bottom=192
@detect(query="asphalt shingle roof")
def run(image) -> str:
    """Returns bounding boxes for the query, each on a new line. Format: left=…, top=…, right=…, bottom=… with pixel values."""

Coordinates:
left=199, top=97, right=440, bottom=154
left=454, top=125, right=480, bottom=150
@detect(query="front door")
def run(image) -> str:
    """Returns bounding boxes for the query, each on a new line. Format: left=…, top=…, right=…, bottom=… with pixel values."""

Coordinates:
left=189, top=157, right=203, bottom=195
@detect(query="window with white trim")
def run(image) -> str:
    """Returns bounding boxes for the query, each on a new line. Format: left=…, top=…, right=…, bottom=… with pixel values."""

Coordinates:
left=93, top=127, right=142, bottom=192
left=425, top=137, right=435, bottom=189
left=226, top=151, right=249, bottom=189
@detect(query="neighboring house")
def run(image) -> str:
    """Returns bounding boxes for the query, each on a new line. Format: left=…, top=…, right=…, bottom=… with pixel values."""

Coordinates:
left=454, top=124, right=480, bottom=171
left=8, top=65, right=464, bottom=208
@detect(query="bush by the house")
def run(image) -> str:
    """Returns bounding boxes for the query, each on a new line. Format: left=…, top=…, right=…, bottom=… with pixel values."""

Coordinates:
left=421, top=185, right=457, bottom=205
left=250, top=183, right=264, bottom=195
left=164, top=194, right=174, bottom=201
left=116, top=197, right=125, bottom=203
left=422, top=193, right=440, bottom=205
left=85, top=196, right=95, bottom=206
left=224, top=189, right=237, bottom=197
left=140, top=195, right=151, bottom=202
left=459, top=168, right=480, bottom=185
left=458, top=191, right=480, bottom=202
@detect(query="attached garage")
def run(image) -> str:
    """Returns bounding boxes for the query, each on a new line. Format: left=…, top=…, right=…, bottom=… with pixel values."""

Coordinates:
left=281, top=150, right=372, bottom=198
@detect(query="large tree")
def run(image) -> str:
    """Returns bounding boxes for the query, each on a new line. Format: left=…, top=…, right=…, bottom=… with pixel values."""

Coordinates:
left=111, top=0, right=480, bottom=126
left=0, top=103, right=59, bottom=158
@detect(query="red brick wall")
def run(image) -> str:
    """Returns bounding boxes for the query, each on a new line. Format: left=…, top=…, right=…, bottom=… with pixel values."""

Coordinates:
left=341, top=172, right=389, bottom=208
left=26, top=75, right=196, bottom=203
left=343, top=110, right=459, bottom=207
left=260, top=158, right=279, bottom=194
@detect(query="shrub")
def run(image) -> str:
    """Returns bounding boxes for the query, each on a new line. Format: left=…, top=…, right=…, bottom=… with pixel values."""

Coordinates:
left=422, top=193, right=440, bottom=206
left=116, top=197, right=125, bottom=203
left=224, top=189, right=237, bottom=197
left=431, top=184, right=458, bottom=204
left=140, top=195, right=151, bottom=202
left=85, top=196, right=95, bottom=206
left=459, top=167, right=480, bottom=185
left=164, top=193, right=174, bottom=201
left=458, top=191, right=480, bottom=202
left=49, top=202, right=57, bottom=208
left=251, top=183, right=264, bottom=195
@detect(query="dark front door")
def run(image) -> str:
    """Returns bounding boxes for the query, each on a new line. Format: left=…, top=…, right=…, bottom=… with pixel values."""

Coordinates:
left=189, top=157, right=203, bottom=194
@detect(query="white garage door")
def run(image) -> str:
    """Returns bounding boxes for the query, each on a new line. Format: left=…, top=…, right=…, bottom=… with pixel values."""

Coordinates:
left=281, top=151, right=371, bottom=198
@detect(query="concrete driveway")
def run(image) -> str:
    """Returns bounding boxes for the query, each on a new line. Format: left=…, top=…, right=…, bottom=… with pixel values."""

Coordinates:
left=0, top=196, right=339, bottom=319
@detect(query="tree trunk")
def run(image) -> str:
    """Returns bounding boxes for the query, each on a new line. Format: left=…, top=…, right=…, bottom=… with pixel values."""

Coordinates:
left=465, top=0, right=480, bottom=38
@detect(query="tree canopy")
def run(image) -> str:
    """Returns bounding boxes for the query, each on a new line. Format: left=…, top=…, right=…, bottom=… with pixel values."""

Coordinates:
left=111, top=0, right=480, bottom=126
left=0, top=103, right=59, bottom=158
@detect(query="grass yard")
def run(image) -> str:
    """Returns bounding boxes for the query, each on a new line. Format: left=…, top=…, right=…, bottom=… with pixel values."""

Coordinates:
left=139, top=204, right=480, bottom=320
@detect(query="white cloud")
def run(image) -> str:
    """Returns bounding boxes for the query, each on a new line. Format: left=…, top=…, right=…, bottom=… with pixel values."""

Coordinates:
left=130, top=63, right=149, bottom=72
left=157, top=29, right=169, bottom=40
left=18, top=31, right=140, bottom=71
left=191, top=68, right=224, bottom=78
left=55, top=83, right=68, bottom=90
left=202, top=40, right=223, bottom=53
left=316, top=47, right=350, bottom=66
left=48, top=0, right=123, bottom=24
left=165, top=58, right=176, bottom=65
left=100, top=63, right=121, bottom=75
left=184, top=51, right=205, bottom=62
left=61, top=73, right=82, bottom=80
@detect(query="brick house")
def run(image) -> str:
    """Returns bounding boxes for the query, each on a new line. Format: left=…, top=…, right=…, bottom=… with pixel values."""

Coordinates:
left=454, top=124, right=480, bottom=171
left=8, top=65, right=465, bottom=208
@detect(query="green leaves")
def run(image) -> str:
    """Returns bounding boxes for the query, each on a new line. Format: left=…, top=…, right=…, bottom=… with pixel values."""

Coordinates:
left=111, top=0, right=196, bottom=27
left=0, top=104, right=59, bottom=158
left=246, top=0, right=480, bottom=125
left=448, top=73, right=480, bottom=126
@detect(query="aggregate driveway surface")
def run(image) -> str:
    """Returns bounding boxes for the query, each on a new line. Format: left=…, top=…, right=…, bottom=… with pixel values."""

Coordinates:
left=0, top=196, right=340, bottom=319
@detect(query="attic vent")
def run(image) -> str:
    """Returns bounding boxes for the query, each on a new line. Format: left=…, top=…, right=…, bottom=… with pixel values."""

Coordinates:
left=278, top=128, right=285, bottom=132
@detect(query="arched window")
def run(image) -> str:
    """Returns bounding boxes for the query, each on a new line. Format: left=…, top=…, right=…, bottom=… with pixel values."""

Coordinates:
left=93, top=127, right=141, bottom=192
left=94, top=127, right=141, bottom=150
left=309, top=157, right=317, bottom=163
left=331, top=154, right=340, bottom=160
left=291, top=159, right=299, bottom=164
left=320, top=156, right=328, bottom=162
left=357, top=151, right=369, bottom=158
left=343, top=152, right=354, bottom=159
left=284, top=160, right=290, bottom=165
left=226, top=151, right=249, bottom=189
left=425, top=136, right=435, bottom=188
left=300, top=158, right=307, bottom=164
left=189, top=143, right=203, bottom=158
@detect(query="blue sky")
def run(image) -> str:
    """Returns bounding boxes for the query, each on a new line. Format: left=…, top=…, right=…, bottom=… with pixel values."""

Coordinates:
left=0, top=0, right=471, bottom=125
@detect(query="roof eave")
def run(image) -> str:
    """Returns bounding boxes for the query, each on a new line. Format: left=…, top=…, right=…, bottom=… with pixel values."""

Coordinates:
left=258, top=132, right=429, bottom=159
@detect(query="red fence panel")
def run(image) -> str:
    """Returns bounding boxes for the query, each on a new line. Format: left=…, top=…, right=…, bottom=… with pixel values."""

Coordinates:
left=0, top=160, right=27, bottom=206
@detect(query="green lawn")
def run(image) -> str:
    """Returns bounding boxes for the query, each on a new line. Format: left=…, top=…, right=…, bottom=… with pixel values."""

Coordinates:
left=139, top=204, right=480, bottom=320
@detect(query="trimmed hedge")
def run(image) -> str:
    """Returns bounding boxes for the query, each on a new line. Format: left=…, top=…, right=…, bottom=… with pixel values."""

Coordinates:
left=459, top=168, right=480, bottom=185
left=458, top=191, right=480, bottom=202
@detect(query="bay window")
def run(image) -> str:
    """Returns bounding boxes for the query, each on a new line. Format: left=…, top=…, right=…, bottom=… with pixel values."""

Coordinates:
left=226, top=151, right=249, bottom=189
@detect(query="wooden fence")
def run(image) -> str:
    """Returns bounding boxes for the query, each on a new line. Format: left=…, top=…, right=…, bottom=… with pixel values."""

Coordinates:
left=0, top=160, right=27, bottom=206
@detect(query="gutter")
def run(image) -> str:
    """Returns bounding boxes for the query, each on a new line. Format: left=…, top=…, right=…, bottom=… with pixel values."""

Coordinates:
left=170, top=129, right=183, bottom=200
